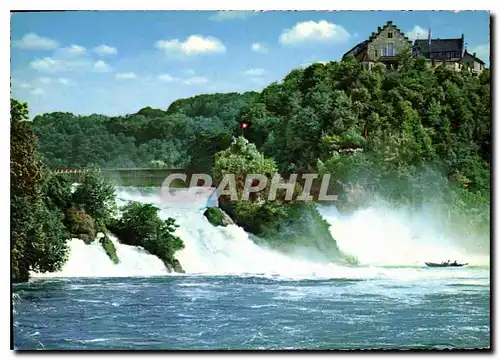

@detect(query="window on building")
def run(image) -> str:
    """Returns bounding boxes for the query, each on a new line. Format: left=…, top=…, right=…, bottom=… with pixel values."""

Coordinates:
left=382, top=47, right=387, bottom=56
left=375, top=49, right=378, bottom=57
left=387, top=43, right=394, bottom=56
left=388, top=32, right=393, bottom=38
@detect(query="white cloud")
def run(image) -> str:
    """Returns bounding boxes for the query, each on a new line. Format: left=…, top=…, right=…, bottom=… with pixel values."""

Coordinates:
left=30, top=88, right=44, bottom=96
left=244, top=68, right=266, bottom=76
left=279, top=20, right=350, bottom=45
left=18, top=83, right=33, bottom=89
left=470, top=43, right=490, bottom=63
left=63, top=44, right=87, bottom=55
left=158, top=74, right=177, bottom=82
left=158, top=73, right=208, bottom=85
left=184, top=69, right=196, bottom=76
left=209, top=11, right=257, bottom=22
left=155, top=35, right=226, bottom=56
left=30, top=57, right=91, bottom=73
left=94, top=44, right=118, bottom=56
left=30, top=57, right=61, bottom=71
left=58, top=78, right=76, bottom=85
left=58, top=78, right=69, bottom=85
left=251, top=42, right=268, bottom=53
left=39, top=77, right=52, bottom=84
left=13, top=33, right=58, bottom=50
left=407, top=25, right=429, bottom=41
left=37, top=77, right=75, bottom=85
left=116, top=72, right=137, bottom=80
left=93, top=60, right=112, bottom=72
left=183, top=76, right=209, bottom=85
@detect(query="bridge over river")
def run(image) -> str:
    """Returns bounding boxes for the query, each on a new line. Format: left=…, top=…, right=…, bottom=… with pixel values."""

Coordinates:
left=53, top=168, right=208, bottom=187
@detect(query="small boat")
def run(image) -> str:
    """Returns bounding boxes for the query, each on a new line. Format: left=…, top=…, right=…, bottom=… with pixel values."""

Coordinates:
left=425, top=262, right=468, bottom=268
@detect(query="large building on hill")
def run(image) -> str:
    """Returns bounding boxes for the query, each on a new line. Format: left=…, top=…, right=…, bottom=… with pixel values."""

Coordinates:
left=342, top=21, right=412, bottom=70
left=342, top=21, right=486, bottom=74
left=413, top=35, right=486, bottom=74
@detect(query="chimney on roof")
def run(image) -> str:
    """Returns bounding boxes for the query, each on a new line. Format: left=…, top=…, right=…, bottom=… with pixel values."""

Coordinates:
left=473, top=52, right=477, bottom=58
left=387, top=20, right=393, bottom=25
left=461, top=33, right=464, bottom=40
left=378, top=27, right=381, bottom=31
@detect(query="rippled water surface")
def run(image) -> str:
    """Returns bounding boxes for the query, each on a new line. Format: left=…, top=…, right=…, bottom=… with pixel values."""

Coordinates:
left=13, top=269, right=490, bottom=350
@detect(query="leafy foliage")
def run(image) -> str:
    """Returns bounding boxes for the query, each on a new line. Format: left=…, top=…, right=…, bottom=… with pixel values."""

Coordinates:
left=108, top=202, right=184, bottom=267
left=65, top=208, right=96, bottom=244
left=11, top=99, right=69, bottom=282
left=31, top=92, right=259, bottom=171
left=42, top=172, right=74, bottom=211
left=72, top=168, right=116, bottom=228
left=214, top=138, right=339, bottom=257
left=100, top=235, right=119, bottom=264
left=204, top=207, right=229, bottom=227
left=240, top=58, right=490, bottom=236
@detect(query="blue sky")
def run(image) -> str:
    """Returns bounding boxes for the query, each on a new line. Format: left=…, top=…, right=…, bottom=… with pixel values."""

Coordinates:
left=11, top=11, right=490, bottom=117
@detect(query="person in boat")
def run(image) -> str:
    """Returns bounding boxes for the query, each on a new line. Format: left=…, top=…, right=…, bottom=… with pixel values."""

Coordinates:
left=452, top=260, right=458, bottom=266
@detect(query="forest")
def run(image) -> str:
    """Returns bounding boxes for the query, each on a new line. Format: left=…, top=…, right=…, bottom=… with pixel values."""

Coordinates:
left=32, top=55, right=490, bottom=202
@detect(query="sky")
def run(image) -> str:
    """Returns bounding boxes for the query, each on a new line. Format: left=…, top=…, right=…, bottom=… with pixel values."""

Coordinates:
left=10, top=10, right=490, bottom=117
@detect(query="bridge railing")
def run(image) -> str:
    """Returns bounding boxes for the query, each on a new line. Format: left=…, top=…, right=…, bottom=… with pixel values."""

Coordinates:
left=53, top=168, right=211, bottom=187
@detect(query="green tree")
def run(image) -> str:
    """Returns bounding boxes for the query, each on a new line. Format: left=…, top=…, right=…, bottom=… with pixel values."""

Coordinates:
left=72, top=168, right=116, bottom=229
left=11, top=99, right=68, bottom=282
left=109, top=202, right=184, bottom=267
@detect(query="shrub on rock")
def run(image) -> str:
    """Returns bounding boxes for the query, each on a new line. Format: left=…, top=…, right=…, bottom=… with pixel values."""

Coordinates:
left=108, top=202, right=185, bottom=272
left=65, top=208, right=96, bottom=244
left=100, top=235, right=119, bottom=264
left=203, top=207, right=234, bottom=227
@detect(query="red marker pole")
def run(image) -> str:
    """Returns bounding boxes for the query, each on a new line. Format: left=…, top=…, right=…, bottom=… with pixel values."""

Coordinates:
left=241, top=121, right=248, bottom=138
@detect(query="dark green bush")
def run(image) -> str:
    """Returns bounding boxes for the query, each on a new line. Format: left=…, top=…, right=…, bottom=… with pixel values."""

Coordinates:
left=65, top=208, right=96, bottom=244
left=42, top=172, right=74, bottom=211
left=72, top=168, right=116, bottom=228
left=100, top=235, right=119, bottom=264
left=109, top=202, right=184, bottom=267
left=204, top=207, right=232, bottom=227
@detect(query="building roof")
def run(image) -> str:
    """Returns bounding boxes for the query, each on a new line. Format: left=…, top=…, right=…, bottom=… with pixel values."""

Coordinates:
left=414, top=37, right=464, bottom=53
left=461, top=50, right=486, bottom=65
left=342, top=40, right=369, bottom=60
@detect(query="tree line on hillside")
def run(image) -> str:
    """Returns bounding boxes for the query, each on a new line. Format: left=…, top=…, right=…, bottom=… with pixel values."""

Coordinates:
left=31, top=92, right=258, bottom=172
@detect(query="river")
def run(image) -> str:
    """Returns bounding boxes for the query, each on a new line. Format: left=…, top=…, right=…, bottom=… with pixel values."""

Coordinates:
left=12, top=187, right=490, bottom=350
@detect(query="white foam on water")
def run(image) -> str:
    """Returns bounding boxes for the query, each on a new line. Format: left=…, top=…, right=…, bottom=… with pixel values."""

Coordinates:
left=30, top=235, right=169, bottom=278
left=31, top=186, right=489, bottom=285
left=318, top=205, right=489, bottom=268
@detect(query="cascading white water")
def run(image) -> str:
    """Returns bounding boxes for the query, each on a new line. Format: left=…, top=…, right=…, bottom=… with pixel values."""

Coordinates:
left=318, top=204, right=490, bottom=267
left=31, top=235, right=169, bottom=278
left=32, top=186, right=489, bottom=280
left=114, top=187, right=363, bottom=278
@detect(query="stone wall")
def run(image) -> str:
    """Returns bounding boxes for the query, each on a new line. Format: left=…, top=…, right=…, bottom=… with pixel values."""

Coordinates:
left=462, top=58, right=484, bottom=73
left=367, top=24, right=412, bottom=60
